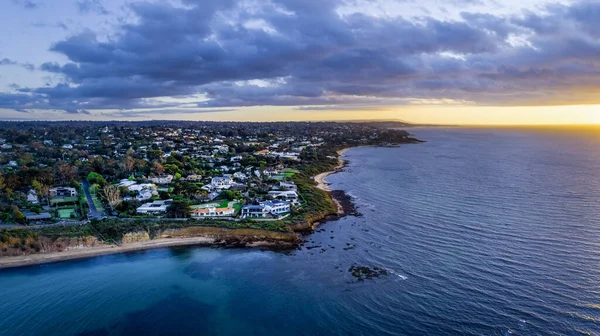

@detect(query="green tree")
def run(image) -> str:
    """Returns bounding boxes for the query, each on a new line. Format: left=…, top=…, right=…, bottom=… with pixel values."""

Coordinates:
left=11, top=206, right=26, bottom=225
left=221, top=190, right=242, bottom=201
left=87, top=172, right=107, bottom=187
left=167, top=198, right=191, bottom=218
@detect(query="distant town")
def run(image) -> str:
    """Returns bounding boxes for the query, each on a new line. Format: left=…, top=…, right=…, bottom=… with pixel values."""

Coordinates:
left=0, top=120, right=419, bottom=258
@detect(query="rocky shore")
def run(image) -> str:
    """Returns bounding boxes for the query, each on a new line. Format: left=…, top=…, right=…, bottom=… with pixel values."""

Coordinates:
left=311, top=147, right=362, bottom=229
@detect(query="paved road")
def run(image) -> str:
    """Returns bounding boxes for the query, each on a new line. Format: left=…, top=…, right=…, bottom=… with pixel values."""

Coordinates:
left=81, top=180, right=104, bottom=220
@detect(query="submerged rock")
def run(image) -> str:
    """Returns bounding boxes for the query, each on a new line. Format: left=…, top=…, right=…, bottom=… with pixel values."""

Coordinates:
left=348, top=265, right=389, bottom=281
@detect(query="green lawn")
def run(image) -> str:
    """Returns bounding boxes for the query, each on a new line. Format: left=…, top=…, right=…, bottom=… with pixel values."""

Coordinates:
left=57, top=207, right=76, bottom=219
left=51, top=196, right=79, bottom=205
left=91, top=195, right=107, bottom=216
left=192, top=200, right=241, bottom=213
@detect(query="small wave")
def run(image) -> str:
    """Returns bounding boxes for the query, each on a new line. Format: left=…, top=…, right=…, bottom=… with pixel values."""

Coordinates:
left=386, top=269, right=408, bottom=280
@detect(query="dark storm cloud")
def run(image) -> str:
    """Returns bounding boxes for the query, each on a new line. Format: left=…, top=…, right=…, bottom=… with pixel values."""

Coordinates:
left=3, top=0, right=600, bottom=114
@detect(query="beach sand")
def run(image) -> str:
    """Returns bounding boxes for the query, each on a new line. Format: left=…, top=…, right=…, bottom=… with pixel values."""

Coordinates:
left=314, top=148, right=351, bottom=192
left=313, top=147, right=356, bottom=216
left=0, top=237, right=219, bottom=269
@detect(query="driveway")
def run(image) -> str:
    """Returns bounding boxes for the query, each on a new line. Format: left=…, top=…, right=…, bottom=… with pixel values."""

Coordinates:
left=81, top=180, right=104, bottom=220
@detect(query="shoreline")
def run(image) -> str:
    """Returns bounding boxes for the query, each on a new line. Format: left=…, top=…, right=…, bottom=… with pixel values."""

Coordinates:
left=0, top=237, right=208, bottom=269
left=313, top=147, right=362, bottom=219
left=0, top=146, right=387, bottom=269
left=314, top=147, right=352, bottom=193
left=0, top=234, right=298, bottom=270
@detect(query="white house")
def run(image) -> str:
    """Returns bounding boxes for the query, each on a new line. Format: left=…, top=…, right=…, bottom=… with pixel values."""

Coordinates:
left=202, top=176, right=232, bottom=191
left=233, top=172, right=247, bottom=181
left=279, top=182, right=297, bottom=191
left=136, top=190, right=154, bottom=201
left=183, top=174, right=203, bottom=182
left=241, top=200, right=291, bottom=218
left=27, top=190, right=39, bottom=204
left=118, top=179, right=137, bottom=189
left=191, top=207, right=235, bottom=218
left=268, top=190, right=299, bottom=204
left=262, top=200, right=291, bottom=215
left=136, top=199, right=172, bottom=214
left=241, top=204, right=270, bottom=218
left=128, top=183, right=157, bottom=192
left=148, top=174, right=174, bottom=184
left=50, top=187, right=78, bottom=197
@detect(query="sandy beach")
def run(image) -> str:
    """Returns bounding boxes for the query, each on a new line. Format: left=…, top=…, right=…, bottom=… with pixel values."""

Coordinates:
left=0, top=237, right=220, bottom=269
left=314, top=148, right=351, bottom=192
left=313, top=147, right=357, bottom=216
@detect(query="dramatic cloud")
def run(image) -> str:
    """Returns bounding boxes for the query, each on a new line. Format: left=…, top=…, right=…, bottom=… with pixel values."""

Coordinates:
left=2, top=0, right=600, bottom=114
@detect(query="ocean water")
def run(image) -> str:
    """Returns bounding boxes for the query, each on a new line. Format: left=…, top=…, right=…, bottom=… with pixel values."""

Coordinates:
left=1, top=127, right=600, bottom=335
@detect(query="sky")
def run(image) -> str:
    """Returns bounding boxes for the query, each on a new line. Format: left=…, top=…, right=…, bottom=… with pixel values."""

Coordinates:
left=0, top=0, right=599, bottom=125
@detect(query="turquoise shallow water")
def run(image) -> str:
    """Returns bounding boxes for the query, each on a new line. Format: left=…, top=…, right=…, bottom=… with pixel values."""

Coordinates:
left=1, top=128, right=600, bottom=335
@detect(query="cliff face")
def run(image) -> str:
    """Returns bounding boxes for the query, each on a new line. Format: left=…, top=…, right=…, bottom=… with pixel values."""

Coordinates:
left=0, top=226, right=300, bottom=258
left=122, top=231, right=151, bottom=244
left=0, top=236, right=103, bottom=257
left=159, top=227, right=300, bottom=246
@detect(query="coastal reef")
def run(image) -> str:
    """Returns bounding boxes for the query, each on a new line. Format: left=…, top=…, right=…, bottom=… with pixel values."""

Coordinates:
left=348, top=264, right=389, bottom=281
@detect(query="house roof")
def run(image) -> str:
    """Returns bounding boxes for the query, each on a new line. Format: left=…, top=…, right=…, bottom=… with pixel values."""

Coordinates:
left=191, top=207, right=234, bottom=214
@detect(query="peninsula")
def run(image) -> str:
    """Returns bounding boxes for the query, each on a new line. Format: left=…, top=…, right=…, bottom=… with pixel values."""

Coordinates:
left=0, top=121, right=421, bottom=268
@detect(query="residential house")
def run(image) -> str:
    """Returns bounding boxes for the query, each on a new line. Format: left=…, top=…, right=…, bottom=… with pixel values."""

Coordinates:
left=50, top=187, right=78, bottom=197
left=233, top=172, right=247, bottom=181
left=136, top=199, right=172, bottom=214
left=136, top=190, right=154, bottom=201
left=241, top=200, right=291, bottom=218
left=27, top=190, right=39, bottom=204
left=203, top=176, right=232, bottom=191
left=24, top=212, right=52, bottom=222
left=268, top=190, right=299, bottom=204
left=241, top=204, right=270, bottom=218
left=279, top=182, right=297, bottom=191
left=262, top=200, right=291, bottom=215
left=190, top=207, right=235, bottom=218
left=148, top=174, right=174, bottom=184
left=183, top=174, right=203, bottom=182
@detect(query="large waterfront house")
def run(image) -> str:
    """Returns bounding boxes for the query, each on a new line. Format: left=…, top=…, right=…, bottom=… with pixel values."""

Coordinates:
left=268, top=190, right=300, bottom=204
left=279, top=182, right=297, bottom=191
left=241, top=200, right=291, bottom=218
left=190, top=207, right=235, bottom=218
left=136, top=199, right=172, bottom=214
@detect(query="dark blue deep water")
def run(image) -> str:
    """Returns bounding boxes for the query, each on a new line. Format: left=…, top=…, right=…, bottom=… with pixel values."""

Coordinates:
left=1, top=128, right=600, bottom=335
